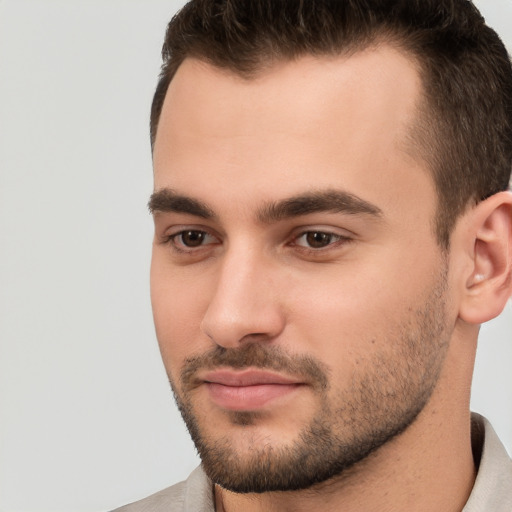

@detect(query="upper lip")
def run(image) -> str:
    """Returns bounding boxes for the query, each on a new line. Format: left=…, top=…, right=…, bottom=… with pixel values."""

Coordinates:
left=201, top=369, right=303, bottom=387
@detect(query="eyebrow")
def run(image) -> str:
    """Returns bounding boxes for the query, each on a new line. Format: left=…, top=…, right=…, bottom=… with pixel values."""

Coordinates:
left=148, top=188, right=382, bottom=222
left=148, top=189, right=215, bottom=219
left=257, top=189, right=383, bottom=223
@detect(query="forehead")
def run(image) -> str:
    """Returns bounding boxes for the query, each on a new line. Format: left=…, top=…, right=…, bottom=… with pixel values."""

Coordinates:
left=155, top=47, right=422, bottom=143
left=152, top=47, right=433, bottom=223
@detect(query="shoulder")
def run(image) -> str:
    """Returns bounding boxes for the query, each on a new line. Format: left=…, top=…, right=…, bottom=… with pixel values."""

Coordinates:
left=111, top=466, right=214, bottom=512
left=112, top=482, right=186, bottom=512
left=463, top=413, right=512, bottom=511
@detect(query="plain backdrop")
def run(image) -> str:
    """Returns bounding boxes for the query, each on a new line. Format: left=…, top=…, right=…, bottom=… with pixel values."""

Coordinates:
left=0, top=1, right=511, bottom=511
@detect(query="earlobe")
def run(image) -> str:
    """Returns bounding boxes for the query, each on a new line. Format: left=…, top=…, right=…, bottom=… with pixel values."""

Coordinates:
left=459, top=191, right=512, bottom=325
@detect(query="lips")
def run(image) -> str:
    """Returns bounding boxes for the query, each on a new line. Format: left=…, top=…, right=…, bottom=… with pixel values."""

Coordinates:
left=201, top=369, right=304, bottom=411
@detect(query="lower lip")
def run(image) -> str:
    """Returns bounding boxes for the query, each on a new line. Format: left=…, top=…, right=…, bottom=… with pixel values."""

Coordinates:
left=206, top=382, right=302, bottom=411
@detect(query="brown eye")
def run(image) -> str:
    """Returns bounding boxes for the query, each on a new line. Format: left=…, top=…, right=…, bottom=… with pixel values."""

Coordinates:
left=304, top=231, right=334, bottom=248
left=180, top=230, right=207, bottom=247
left=293, top=230, right=350, bottom=251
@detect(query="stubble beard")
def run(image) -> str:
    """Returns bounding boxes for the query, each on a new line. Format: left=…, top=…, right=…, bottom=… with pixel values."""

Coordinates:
left=168, top=270, right=451, bottom=493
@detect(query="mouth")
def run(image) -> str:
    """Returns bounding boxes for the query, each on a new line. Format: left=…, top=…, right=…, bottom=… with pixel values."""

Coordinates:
left=200, top=368, right=305, bottom=411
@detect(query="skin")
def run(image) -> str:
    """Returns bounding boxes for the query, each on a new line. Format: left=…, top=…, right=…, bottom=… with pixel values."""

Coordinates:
left=150, top=47, right=512, bottom=512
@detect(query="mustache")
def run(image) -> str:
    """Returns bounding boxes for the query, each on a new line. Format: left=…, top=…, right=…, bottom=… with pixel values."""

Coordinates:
left=180, top=344, right=330, bottom=392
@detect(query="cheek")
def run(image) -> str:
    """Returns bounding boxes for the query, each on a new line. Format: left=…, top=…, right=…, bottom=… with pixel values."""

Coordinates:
left=285, top=255, right=432, bottom=367
left=150, top=255, right=212, bottom=374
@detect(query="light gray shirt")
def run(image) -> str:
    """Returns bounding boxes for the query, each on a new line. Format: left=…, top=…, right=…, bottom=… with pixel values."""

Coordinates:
left=113, top=414, right=512, bottom=511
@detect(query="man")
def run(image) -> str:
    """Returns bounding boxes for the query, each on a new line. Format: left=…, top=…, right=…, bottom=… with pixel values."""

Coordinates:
left=115, top=0, right=512, bottom=510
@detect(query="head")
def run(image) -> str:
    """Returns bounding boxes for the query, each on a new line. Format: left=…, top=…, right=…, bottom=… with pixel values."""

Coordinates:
left=149, top=0, right=512, bottom=495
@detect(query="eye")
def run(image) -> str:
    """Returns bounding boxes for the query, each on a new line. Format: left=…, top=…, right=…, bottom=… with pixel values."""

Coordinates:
left=168, top=229, right=218, bottom=250
left=294, top=230, right=348, bottom=249
left=178, top=230, right=207, bottom=247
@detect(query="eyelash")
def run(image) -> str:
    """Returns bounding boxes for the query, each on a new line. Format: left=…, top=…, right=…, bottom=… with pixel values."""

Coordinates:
left=162, top=228, right=351, bottom=255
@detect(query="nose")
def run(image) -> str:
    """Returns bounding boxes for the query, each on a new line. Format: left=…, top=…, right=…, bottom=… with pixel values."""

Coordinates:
left=200, top=247, right=286, bottom=348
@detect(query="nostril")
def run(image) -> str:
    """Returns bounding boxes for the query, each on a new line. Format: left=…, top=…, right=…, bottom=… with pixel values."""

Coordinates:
left=238, top=333, right=273, bottom=344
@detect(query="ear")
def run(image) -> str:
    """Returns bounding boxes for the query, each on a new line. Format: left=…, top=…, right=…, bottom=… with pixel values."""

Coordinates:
left=459, top=191, right=512, bottom=324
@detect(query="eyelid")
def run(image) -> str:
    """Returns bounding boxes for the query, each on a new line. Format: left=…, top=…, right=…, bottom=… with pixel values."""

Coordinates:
left=291, top=224, right=354, bottom=239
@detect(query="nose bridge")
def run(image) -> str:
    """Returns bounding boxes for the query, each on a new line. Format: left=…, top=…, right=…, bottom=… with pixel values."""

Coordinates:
left=200, top=240, right=284, bottom=347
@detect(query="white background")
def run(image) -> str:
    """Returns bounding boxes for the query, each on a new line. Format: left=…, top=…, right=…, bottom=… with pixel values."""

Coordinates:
left=0, top=1, right=510, bottom=511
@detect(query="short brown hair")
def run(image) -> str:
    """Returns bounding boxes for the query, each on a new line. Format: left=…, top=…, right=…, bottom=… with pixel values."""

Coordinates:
left=151, top=0, right=512, bottom=247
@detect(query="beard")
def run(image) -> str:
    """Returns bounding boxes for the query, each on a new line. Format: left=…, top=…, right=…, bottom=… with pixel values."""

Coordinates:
left=168, top=269, right=451, bottom=493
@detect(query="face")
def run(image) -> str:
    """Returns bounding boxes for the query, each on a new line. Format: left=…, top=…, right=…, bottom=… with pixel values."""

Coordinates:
left=150, top=49, right=453, bottom=492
